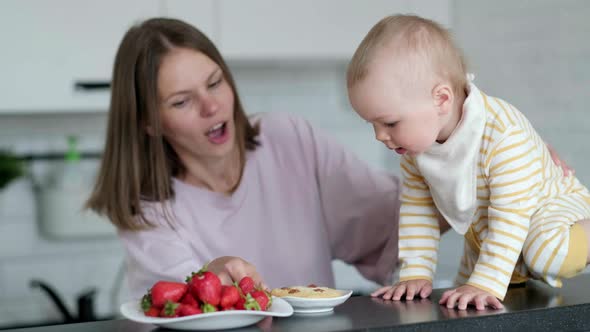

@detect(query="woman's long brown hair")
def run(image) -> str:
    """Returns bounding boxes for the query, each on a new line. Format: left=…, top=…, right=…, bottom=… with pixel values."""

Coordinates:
left=86, top=18, right=259, bottom=231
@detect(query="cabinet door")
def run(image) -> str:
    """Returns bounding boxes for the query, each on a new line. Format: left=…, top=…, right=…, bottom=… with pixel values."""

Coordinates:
left=217, top=0, right=450, bottom=60
left=160, top=0, right=217, bottom=43
left=0, top=0, right=158, bottom=113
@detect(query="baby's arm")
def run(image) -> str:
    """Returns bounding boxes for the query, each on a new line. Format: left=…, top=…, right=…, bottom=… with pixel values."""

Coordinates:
left=377, top=155, right=440, bottom=300
left=442, top=126, right=543, bottom=309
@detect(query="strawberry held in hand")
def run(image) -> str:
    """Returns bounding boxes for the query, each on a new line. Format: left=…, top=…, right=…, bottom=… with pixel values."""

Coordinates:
left=251, top=289, right=272, bottom=311
left=238, top=276, right=255, bottom=295
left=235, top=293, right=261, bottom=311
left=220, top=284, right=240, bottom=309
left=187, top=266, right=222, bottom=306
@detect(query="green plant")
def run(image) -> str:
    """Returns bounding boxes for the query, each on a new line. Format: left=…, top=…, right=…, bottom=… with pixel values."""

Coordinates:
left=0, top=151, right=24, bottom=190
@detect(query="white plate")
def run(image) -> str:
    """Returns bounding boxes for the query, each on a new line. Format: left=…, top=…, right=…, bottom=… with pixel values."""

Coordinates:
left=120, top=297, right=293, bottom=331
left=279, top=289, right=353, bottom=314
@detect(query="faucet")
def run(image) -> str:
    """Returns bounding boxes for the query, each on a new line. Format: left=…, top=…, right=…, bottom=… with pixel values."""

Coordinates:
left=30, top=279, right=97, bottom=323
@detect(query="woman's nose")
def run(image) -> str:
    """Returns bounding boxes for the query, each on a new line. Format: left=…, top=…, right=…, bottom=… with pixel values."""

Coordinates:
left=199, top=94, right=219, bottom=117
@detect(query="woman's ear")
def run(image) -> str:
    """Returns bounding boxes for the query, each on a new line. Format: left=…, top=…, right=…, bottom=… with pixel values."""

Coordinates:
left=432, top=84, right=453, bottom=115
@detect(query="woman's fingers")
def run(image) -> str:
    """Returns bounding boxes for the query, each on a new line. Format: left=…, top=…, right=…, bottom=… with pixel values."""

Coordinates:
left=223, top=257, right=267, bottom=288
left=216, top=270, right=234, bottom=285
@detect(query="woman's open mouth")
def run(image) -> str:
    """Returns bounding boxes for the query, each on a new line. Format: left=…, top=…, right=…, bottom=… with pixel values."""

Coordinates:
left=206, top=121, right=229, bottom=144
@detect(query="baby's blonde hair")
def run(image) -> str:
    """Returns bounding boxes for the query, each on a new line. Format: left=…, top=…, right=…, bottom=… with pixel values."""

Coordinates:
left=347, top=14, right=468, bottom=96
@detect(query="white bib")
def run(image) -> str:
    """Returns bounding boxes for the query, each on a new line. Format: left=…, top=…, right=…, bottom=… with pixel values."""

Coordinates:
left=415, top=79, right=486, bottom=234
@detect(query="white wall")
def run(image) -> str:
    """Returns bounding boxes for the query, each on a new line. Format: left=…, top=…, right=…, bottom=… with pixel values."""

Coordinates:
left=434, top=0, right=590, bottom=287
left=0, top=0, right=589, bottom=327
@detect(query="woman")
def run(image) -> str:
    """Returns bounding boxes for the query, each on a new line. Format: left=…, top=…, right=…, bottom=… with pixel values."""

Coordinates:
left=87, top=18, right=572, bottom=299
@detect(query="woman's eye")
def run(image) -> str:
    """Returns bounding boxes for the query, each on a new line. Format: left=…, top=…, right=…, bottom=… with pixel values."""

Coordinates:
left=208, top=78, right=222, bottom=88
left=172, top=99, right=187, bottom=108
left=385, top=122, right=397, bottom=128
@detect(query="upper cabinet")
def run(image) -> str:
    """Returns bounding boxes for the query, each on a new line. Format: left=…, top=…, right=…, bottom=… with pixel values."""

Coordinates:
left=0, top=0, right=159, bottom=113
left=215, top=0, right=450, bottom=60
left=0, top=0, right=449, bottom=113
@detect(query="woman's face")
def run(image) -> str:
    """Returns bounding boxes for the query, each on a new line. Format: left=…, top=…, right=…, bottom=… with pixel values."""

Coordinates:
left=157, top=48, right=236, bottom=163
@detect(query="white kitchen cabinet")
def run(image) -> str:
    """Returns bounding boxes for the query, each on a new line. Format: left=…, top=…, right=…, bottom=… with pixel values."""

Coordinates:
left=0, top=0, right=450, bottom=114
left=0, top=0, right=159, bottom=113
left=216, top=0, right=450, bottom=60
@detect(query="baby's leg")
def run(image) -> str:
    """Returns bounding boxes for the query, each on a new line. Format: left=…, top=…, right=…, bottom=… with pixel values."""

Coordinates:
left=579, top=219, right=590, bottom=264
left=557, top=222, right=588, bottom=278
left=522, top=195, right=589, bottom=285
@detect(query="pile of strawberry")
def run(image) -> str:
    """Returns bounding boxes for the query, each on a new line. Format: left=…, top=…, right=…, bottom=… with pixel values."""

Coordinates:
left=140, top=267, right=272, bottom=318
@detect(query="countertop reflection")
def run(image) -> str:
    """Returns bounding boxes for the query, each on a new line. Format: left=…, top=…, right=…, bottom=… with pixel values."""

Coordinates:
left=5, top=274, right=590, bottom=332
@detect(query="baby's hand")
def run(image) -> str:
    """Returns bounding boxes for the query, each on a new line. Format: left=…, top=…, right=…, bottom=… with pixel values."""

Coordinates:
left=371, top=279, right=432, bottom=301
left=439, top=284, right=503, bottom=310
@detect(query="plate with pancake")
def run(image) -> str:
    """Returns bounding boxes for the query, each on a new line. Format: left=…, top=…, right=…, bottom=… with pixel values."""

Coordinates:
left=271, top=285, right=353, bottom=314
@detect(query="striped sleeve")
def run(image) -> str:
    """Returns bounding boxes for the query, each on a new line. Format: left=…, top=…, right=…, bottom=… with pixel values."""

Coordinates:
left=398, top=155, right=441, bottom=283
left=467, top=125, right=542, bottom=300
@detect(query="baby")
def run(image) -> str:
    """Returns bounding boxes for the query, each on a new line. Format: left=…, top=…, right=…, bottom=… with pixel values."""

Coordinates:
left=347, top=14, right=590, bottom=310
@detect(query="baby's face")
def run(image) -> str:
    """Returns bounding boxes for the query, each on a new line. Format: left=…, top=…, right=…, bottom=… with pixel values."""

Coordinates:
left=349, top=66, right=444, bottom=156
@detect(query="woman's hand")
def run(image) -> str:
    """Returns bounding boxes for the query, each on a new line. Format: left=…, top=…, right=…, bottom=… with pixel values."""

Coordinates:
left=206, top=256, right=268, bottom=290
left=439, top=284, right=503, bottom=310
left=547, top=143, right=574, bottom=176
left=371, top=279, right=433, bottom=300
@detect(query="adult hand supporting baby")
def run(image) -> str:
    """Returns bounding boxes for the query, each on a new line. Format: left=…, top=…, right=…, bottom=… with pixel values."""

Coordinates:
left=547, top=143, right=574, bottom=176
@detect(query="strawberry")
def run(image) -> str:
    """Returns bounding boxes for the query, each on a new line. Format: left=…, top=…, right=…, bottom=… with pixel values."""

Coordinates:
left=160, top=301, right=181, bottom=317
left=187, top=267, right=222, bottom=306
left=201, top=303, right=218, bottom=313
left=235, top=293, right=261, bottom=311
left=180, top=293, right=199, bottom=307
left=220, top=285, right=240, bottom=309
left=251, top=289, right=271, bottom=311
left=141, top=291, right=153, bottom=312
left=179, top=305, right=202, bottom=317
left=144, top=307, right=160, bottom=317
left=141, top=290, right=163, bottom=316
left=238, top=276, right=255, bottom=295
left=150, top=281, right=188, bottom=308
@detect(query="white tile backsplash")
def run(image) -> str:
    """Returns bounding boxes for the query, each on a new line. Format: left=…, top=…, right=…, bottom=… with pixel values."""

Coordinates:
left=0, top=1, right=589, bottom=326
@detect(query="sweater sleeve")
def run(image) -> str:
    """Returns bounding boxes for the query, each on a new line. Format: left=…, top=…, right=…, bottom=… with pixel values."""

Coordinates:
left=285, top=114, right=401, bottom=286
left=466, top=125, right=542, bottom=300
left=397, top=155, right=441, bottom=283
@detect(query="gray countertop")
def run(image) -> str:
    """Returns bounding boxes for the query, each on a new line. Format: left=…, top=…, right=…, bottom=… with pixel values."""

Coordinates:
left=6, top=274, right=590, bottom=332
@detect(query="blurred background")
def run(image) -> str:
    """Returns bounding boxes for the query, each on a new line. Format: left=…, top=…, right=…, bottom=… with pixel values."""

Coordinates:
left=0, top=0, right=588, bottom=329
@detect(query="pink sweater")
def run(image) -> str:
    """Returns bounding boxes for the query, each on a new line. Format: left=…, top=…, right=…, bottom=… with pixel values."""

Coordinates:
left=119, top=113, right=400, bottom=298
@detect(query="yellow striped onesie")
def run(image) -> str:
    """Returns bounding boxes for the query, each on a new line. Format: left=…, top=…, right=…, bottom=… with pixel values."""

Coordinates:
left=398, top=81, right=590, bottom=300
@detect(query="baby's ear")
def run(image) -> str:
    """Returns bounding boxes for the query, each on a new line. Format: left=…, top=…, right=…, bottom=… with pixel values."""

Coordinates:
left=432, top=84, right=453, bottom=114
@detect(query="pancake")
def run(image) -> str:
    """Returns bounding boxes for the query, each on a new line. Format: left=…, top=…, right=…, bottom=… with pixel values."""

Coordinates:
left=271, top=284, right=343, bottom=298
